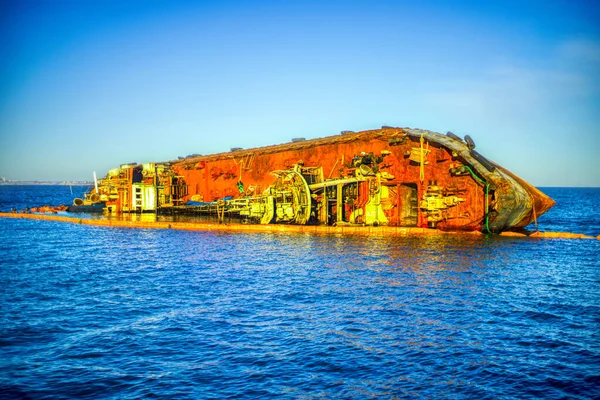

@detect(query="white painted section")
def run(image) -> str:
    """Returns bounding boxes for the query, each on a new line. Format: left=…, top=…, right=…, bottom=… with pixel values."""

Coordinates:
left=143, top=185, right=156, bottom=211
left=132, top=184, right=157, bottom=212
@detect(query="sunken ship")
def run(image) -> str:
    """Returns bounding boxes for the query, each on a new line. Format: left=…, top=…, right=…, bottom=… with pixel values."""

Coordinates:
left=71, top=127, right=555, bottom=233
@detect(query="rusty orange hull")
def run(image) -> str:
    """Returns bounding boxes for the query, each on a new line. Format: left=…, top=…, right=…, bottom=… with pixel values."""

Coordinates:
left=84, top=127, right=554, bottom=233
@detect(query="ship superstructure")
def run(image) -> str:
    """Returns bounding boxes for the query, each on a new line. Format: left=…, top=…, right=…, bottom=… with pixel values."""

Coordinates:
left=73, top=127, right=554, bottom=233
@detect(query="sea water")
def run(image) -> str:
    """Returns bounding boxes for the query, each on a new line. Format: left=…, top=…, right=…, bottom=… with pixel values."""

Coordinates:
left=0, top=186, right=599, bottom=399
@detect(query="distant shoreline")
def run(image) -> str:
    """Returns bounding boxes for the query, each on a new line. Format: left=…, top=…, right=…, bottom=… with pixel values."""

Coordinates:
left=0, top=182, right=92, bottom=186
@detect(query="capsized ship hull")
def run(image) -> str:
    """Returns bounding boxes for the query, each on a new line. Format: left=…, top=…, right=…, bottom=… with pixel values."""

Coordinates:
left=76, top=127, right=554, bottom=233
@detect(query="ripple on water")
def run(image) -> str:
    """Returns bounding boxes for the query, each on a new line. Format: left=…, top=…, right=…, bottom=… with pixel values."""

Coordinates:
left=1, top=188, right=600, bottom=398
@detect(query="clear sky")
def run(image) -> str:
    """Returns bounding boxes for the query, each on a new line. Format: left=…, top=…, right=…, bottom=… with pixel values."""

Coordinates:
left=1, top=0, right=598, bottom=186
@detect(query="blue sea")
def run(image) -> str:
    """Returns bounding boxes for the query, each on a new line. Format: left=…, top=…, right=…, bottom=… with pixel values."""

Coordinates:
left=1, top=186, right=599, bottom=399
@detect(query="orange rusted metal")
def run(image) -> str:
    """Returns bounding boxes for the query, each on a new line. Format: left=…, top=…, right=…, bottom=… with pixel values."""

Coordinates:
left=67, top=127, right=555, bottom=233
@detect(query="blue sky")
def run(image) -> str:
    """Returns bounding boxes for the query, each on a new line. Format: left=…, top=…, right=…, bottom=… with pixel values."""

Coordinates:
left=1, top=0, right=598, bottom=186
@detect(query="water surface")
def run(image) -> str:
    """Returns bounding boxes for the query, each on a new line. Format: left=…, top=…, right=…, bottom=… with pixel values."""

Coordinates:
left=1, top=186, right=599, bottom=398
